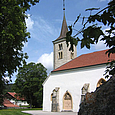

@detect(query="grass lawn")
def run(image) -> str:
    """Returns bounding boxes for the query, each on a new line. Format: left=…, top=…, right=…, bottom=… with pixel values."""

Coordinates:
left=0, top=108, right=42, bottom=115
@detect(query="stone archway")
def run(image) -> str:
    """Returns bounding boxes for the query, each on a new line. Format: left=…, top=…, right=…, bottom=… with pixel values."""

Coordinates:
left=51, top=87, right=60, bottom=112
left=63, top=91, right=73, bottom=111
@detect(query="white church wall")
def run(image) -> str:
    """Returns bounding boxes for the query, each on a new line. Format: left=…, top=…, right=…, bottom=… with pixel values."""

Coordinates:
left=43, top=64, right=107, bottom=112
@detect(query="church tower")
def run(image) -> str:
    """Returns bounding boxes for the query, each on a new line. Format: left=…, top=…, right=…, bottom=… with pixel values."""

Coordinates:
left=53, top=0, right=77, bottom=69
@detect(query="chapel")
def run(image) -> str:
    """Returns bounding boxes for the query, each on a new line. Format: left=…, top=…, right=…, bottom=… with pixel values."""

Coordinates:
left=42, top=1, right=115, bottom=112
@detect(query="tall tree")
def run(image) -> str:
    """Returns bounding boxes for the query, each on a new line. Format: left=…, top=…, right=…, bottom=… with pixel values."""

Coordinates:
left=66, top=0, right=115, bottom=77
left=13, top=62, right=47, bottom=108
left=0, top=0, right=39, bottom=105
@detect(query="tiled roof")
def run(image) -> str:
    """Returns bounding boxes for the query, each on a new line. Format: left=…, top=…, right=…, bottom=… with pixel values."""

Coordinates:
left=8, top=92, right=25, bottom=101
left=53, top=49, right=115, bottom=72
left=3, top=99, right=19, bottom=107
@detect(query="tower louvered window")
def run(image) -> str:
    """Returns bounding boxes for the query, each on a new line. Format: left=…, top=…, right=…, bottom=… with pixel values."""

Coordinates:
left=58, top=52, right=63, bottom=59
left=58, top=44, right=63, bottom=50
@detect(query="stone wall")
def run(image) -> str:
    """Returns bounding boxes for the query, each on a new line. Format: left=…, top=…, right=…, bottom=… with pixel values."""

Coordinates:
left=78, top=75, right=115, bottom=115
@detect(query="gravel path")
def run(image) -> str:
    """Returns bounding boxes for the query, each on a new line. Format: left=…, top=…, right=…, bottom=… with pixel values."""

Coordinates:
left=22, top=110, right=78, bottom=115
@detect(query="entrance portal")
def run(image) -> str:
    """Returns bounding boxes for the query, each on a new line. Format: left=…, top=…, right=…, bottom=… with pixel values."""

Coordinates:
left=51, top=87, right=60, bottom=112
left=63, top=91, right=73, bottom=111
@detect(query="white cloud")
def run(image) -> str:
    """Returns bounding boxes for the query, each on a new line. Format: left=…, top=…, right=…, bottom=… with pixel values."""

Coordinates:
left=37, top=52, right=53, bottom=74
left=95, top=39, right=107, bottom=50
left=30, top=16, right=59, bottom=44
left=25, top=14, right=34, bottom=30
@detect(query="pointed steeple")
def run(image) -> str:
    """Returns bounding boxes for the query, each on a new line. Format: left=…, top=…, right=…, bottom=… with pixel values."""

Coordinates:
left=53, top=0, right=77, bottom=69
left=56, top=0, right=68, bottom=40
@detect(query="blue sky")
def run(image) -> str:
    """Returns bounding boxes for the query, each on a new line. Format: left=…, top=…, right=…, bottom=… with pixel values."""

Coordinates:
left=11, top=0, right=110, bottom=82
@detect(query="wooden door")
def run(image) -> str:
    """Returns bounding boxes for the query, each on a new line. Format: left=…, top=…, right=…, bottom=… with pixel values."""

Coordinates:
left=63, top=92, right=72, bottom=110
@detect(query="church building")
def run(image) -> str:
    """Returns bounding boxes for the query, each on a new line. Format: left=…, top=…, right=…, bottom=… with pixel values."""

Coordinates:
left=42, top=1, right=115, bottom=112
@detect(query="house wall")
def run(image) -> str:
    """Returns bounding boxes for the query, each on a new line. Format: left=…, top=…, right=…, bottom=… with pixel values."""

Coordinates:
left=10, top=99, right=29, bottom=106
left=43, top=64, right=107, bottom=112
left=16, top=101, right=29, bottom=106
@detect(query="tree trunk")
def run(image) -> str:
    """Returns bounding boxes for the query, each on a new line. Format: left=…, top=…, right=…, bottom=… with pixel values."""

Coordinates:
left=29, top=95, right=32, bottom=108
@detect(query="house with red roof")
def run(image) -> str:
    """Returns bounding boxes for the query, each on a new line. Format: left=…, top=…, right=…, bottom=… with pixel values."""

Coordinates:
left=42, top=8, right=115, bottom=112
left=3, top=98, right=19, bottom=108
left=4, top=92, right=29, bottom=107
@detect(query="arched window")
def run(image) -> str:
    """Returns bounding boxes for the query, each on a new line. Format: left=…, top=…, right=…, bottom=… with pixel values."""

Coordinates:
left=58, top=44, right=63, bottom=50
left=58, top=52, right=63, bottom=59
left=63, top=91, right=73, bottom=111
left=96, top=78, right=106, bottom=88
left=71, top=52, right=74, bottom=59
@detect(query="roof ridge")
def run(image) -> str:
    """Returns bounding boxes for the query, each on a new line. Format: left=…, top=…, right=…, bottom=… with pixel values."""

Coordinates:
left=79, top=49, right=108, bottom=56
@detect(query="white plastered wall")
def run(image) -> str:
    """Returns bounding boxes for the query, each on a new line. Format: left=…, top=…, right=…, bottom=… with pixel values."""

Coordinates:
left=43, top=64, right=107, bottom=112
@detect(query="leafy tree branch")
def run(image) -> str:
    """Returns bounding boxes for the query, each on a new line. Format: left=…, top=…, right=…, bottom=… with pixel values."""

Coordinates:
left=66, top=0, right=115, bottom=78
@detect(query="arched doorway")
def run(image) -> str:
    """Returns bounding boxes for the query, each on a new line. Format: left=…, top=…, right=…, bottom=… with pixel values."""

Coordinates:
left=63, top=91, right=73, bottom=111
left=51, top=87, right=60, bottom=112
left=96, top=78, right=106, bottom=87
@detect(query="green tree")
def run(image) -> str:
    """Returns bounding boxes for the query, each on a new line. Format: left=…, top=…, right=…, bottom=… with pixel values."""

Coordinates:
left=0, top=0, right=39, bottom=105
left=66, top=0, right=115, bottom=77
left=13, top=62, right=47, bottom=108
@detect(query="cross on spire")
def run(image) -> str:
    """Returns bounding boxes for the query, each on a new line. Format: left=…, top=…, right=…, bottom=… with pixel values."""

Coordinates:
left=56, top=0, right=68, bottom=40
left=63, top=0, right=65, bottom=11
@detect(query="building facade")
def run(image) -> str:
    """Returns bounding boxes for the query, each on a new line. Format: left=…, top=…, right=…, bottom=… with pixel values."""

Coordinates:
left=43, top=49, right=115, bottom=112
left=42, top=6, right=115, bottom=112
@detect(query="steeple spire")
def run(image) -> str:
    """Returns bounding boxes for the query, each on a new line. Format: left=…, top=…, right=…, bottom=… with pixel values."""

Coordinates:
left=56, top=0, right=68, bottom=40
left=53, top=0, right=77, bottom=69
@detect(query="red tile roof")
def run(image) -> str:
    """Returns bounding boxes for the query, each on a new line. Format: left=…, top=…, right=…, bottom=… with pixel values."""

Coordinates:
left=53, top=49, right=115, bottom=72
left=8, top=92, right=25, bottom=101
left=3, top=99, right=19, bottom=107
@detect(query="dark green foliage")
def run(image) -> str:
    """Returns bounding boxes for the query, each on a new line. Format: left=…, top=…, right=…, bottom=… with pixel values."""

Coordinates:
left=66, top=0, right=115, bottom=78
left=0, top=0, right=39, bottom=105
left=13, top=62, right=47, bottom=108
left=0, top=78, right=5, bottom=105
left=5, top=84, right=14, bottom=92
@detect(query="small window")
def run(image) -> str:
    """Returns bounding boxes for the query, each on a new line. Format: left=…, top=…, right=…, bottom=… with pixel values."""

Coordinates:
left=58, top=52, right=63, bottom=59
left=71, top=52, right=74, bottom=59
left=58, top=44, right=63, bottom=50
